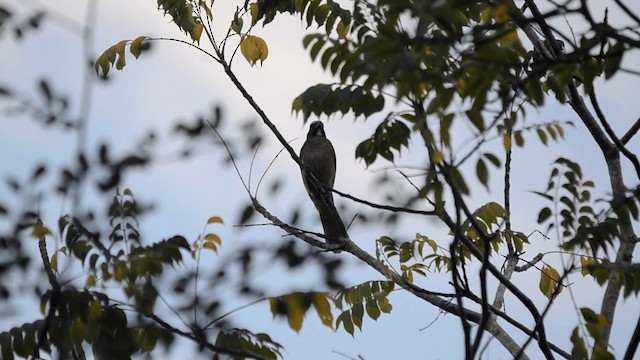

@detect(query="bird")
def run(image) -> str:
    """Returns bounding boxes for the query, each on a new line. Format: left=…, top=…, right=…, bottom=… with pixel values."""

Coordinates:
left=299, top=121, right=349, bottom=245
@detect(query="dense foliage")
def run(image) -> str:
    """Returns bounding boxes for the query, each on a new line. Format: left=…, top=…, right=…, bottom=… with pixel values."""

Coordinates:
left=1, top=0, right=639, bottom=359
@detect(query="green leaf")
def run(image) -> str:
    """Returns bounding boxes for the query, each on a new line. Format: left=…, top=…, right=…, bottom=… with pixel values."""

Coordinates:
left=336, top=311, right=354, bottom=336
left=130, top=36, right=148, bottom=59
left=537, top=207, right=552, bottom=223
left=351, top=302, right=364, bottom=330
left=476, top=158, right=489, bottom=189
left=483, top=152, right=501, bottom=167
left=604, top=42, right=624, bottom=79
left=378, top=297, right=392, bottom=313
left=537, top=128, right=548, bottom=145
left=449, top=167, right=470, bottom=195
left=465, top=109, right=484, bottom=131
left=365, top=298, right=380, bottom=320
left=570, top=328, right=588, bottom=360
left=514, top=131, right=524, bottom=147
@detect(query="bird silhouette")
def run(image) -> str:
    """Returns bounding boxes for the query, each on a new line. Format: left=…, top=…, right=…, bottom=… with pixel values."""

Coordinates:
left=300, top=121, right=349, bottom=245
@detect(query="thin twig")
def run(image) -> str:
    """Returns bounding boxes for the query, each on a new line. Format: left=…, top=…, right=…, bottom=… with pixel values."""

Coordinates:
left=588, top=90, right=640, bottom=179
left=621, top=118, right=640, bottom=145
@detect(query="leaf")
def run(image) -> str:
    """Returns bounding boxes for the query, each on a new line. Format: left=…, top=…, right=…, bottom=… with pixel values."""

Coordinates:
left=465, top=109, right=484, bottom=131
left=231, top=11, right=244, bottom=34
left=570, top=328, right=588, bottom=360
left=449, top=167, right=469, bottom=195
left=514, top=131, right=524, bottom=147
left=204, top=233, right=222, bottom=245
left=312, top=293, right=333, bottom=328
left=240, top=35, right=269, bottom=66
left=207, top=216, right=224, bottom=225
left=130, top=36, right=148, bottom=59
left=431, top=151, right=444, bottom=164
left=336, top=19, right=349, bottom=39
left=336, top=311, right=354, bottom=336
left=604, top=42, right=624, bottom=79
left=203, top=241, right=218, bottom=253
left=114, top=39, right=127, bottom=70
left=483, top=152, right=500, bottom=167
left=351, top=302, right=364, bottom=330
left=378, top=297, right=392, bottom=313
left=537, top=207, right=552, bottom=223
left=284, top=296, right=304, bottom=332
left=31, top=221, right=51, bottom=239
left=503, top=134, right=512, bottom=151
left=50, top=252, right=58, bottom=273
left=537, top=128, right=548, bottom=145
left=249, top=2, right=259, bottom=26
left=365, top=298, right=380, bottom=320
left=86, top=273, right=97, bottom=288
left=539, top=265, right=562, bottom=299
left=476, top=158, right=489, bottom=189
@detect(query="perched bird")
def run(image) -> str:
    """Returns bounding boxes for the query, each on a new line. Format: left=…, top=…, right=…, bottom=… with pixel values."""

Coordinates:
left=300, top=121, right=349, bottom=244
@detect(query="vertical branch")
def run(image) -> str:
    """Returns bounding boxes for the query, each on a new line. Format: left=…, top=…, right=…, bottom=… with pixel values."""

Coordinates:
left=517, top=0, right=639, bottom=353
left=72, top=0, right=99, bottom=216
left=493, top=126, right=517, bottom=312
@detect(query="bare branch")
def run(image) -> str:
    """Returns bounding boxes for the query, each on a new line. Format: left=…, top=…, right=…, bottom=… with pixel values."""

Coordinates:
left=623, top=313, right=640, bottom=360
left=588, top=91, right=640, bottom=180
left=621, top=118, right=640, bottom=145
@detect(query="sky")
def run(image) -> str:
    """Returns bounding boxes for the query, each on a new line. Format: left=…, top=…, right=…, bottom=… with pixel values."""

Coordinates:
left=1, top=0, right=639, bottom=359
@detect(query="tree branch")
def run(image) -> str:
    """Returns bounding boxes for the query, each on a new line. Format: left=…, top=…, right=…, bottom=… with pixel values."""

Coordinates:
left=621, top=118, right=640, bottom=145
left=518, top=0, right=639, bottom=354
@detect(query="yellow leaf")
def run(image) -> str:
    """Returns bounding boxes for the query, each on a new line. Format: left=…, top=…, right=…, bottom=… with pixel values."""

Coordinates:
left=50, top=252, right=58, bottom=273
left=426, top=238, right=438, bottom=253
left=497, top=28, right=520, bottom=46
left=580, top=256, right=594, bottom=276
left=31, top=220, right=51, bottom=239
left=431, top=151, right=444, bottom=164
left=283, top=295, right=304, bottom=332
left=539, top=266, right=551, bottom=297
left=250, top=2, right=259, bottom=26
left=207, top=216, right=224, bottom=225
left=86, top=273, right=97, bottom=288
left=240, top=35, right=269, bottom=66
left=455, top=78, right=467, bottom=95
left=40, top=296, right=48, bottom=315
left=336, top=20, right=349, bottom=39
left=493, top=3, right=510, bottom=22
left=312, top=293, right=334, bottom=328
left=480, top=7, right=492, bottom=24
left=192, top=23, right=204, bottom=43
left=503, top=134, right=512, bottom=151
left=204, top=233, right=222, bottom=245
left=203, top=241, right=218, bottom=253
left=89, top=299, right=101, bottom=320
left=539, top=265, right=562, bottom=299
left=114, top=263, right=127, bottom=281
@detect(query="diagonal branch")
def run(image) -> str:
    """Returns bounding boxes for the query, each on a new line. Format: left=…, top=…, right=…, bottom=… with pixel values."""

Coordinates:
left=588, top=90, right=640, bottom=180
left=621, top=118, right=640, bottom=145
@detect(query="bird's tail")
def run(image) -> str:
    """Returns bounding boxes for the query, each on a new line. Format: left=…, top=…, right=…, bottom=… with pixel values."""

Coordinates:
left=318, top=200, right=349, bottom=244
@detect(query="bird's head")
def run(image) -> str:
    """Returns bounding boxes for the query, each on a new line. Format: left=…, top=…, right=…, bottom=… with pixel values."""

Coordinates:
left=307, top=121, right=326, bottom=139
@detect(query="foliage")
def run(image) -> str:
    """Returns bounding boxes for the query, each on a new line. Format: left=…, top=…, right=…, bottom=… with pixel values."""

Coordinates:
left=2, top=0, right=640, bottom=359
